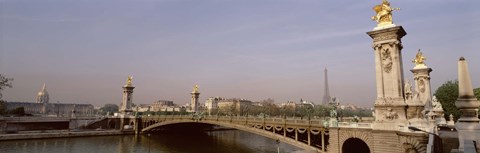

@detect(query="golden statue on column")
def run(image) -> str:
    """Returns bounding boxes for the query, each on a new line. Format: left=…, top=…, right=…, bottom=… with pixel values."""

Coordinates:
left=193, top=84, right=199, bottom=93
left=126, top=76, right=133, bottom=86
left=413, top=49, right=427, bottom=68
left=372, top=0, right=400, bottom=28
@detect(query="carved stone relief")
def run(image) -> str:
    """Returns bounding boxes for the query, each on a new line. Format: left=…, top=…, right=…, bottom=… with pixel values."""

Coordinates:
left=418, top=79, right=425, bottom=93
left=403, top=143, right=419, bottom=153
left=379, top=97, right=395, bottom=104
left=384, top=107, right=398, bottom=120
left=381, top=48, right=393, bottom=73
left=399, top=136, right=426, bottom=153
left=404, top=81, right=413, bottom=102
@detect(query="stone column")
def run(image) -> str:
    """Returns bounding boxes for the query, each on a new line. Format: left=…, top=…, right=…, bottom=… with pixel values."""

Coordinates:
left=454, top=57, right=480, bottom=151
left=367, top=26, right=408, bottom=131
left=120, top=86, right=135, bottom=115
left=321, top=129, right=325, bottom=152
left=406, top=63, right=432, bottom=128
left=410, top=66, right=433, bottom=106
left=295, top=129, right=298, bottom=141
left=120, top=84, right=135, bottom=115
left=308, top=129, right=311, bottom=146
left=191, top=88, right=200, bottom=113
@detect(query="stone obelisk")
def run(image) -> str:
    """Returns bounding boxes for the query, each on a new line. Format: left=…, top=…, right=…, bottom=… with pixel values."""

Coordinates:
left=322, top=68, right=331, bottom=105
left=454, top=57, right=480, bottom=151
left=367, top=0, right=408, bottom=130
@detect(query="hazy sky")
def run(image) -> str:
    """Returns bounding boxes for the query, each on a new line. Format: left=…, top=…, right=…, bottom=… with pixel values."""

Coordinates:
left=1, top=0, right=479, bottom=107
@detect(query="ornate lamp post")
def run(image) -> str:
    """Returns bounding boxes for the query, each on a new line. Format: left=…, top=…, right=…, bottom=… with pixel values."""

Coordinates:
left=275, top=139, right=280, bottom=153
left=147, top=133, right=151, bottom=153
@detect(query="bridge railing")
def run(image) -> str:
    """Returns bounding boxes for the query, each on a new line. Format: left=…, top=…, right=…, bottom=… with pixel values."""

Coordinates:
left=142, top=115, right=328, bottom=126
left=337, top=122, right=372, bottom=128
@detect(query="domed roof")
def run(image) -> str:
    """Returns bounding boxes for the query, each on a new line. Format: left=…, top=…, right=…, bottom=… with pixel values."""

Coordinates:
left=36, top=83, right=49, bottom=103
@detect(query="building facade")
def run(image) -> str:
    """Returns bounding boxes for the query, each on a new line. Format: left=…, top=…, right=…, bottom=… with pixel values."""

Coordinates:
left=151, top=100, right=175, bottom=112
left=205, top=97, right=224, bottom=115
left=6, top=102, right=94, bottom=117
left=217, top=98, right=252, bottom=116
left=6, top=84, right=94, bottom=117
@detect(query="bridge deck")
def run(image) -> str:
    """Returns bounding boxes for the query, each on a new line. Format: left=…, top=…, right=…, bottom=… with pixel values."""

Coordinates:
left=139, top=115, right=372, bottom=152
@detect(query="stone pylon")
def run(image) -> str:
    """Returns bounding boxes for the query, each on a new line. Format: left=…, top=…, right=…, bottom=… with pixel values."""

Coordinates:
left=406, top=50, right=432, bottom=129
left=191, top=85, right=200, bottom=113
left=120, top=76, right=135, bottom=115
left=454, top=57, right=480, bottom=151
left=367, top=26, right=409, bottom=131
left=410, top=61, right=433, bottom=107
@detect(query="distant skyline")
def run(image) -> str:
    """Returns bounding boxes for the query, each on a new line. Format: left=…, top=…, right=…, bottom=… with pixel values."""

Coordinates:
left=1, top=0, right=479, bottom=107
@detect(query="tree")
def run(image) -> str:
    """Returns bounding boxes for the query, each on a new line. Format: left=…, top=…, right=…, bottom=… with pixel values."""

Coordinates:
left=474, top=88, right=480, bottom=100
left=434, top=80, right=460, bottom=120
left=261, top=100, right=279, bottom=117
left=100, top=104, right=119, bottom=115
left=8, top=107, right=25, bottom=116
left=434, top=80, right=480, bottom=120
left=284, top=105, right=296, bottom=117
left=240, top=104, right=250, bottom=116
left=0, top=74, right=13, bottom=100
left=0, top=100, right=6, bottom=115
left=179, top=107, right=187, bottom=115
left=225, top=102, right=236, bottom=116
left=475, top=88, right=480, bottom=116
left=300, top=104, right=314, bottom=120
left=313, top=105, right=329, bottom=118
left=246, top=105, right=262, bottom=116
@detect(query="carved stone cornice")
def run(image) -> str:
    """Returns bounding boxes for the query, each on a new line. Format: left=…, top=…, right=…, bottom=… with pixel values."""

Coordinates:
left=413, top=75, right=430, bottom=80
left=374, top=34, right=398, bottom=42
left=367, top=26, right=407, bottom=43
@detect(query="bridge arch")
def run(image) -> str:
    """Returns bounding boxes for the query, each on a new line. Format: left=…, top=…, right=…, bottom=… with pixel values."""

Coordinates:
left=338, top=129, right=373, bottom=153
left=342, top=138, right=370, bottom=153
left=141, top=120, right=320, bottom=152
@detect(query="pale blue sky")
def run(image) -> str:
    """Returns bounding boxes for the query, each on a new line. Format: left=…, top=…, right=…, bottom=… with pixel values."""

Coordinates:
left=1, top=0, right=479, bottom=107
